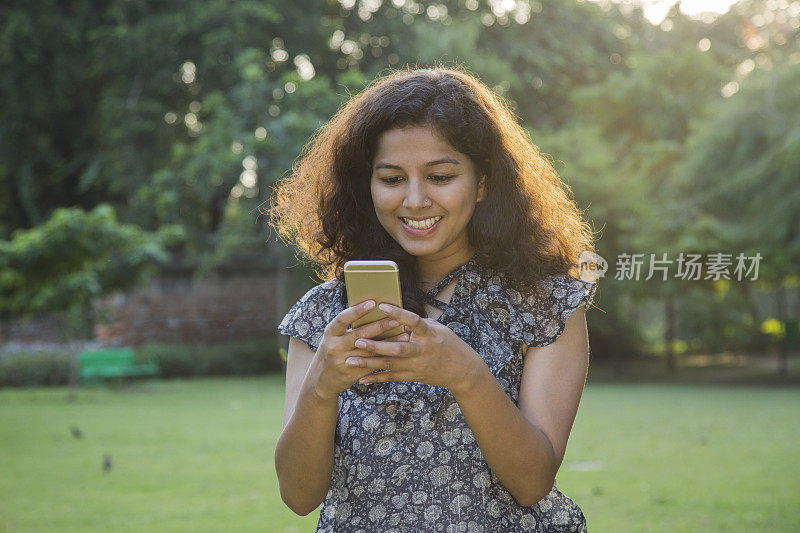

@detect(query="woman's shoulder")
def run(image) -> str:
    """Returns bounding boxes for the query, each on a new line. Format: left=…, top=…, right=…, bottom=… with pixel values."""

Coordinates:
left=277, top=278, right=345, bottom=351
left=298, top=277, right=344, bottom=301
left=536, top=272, right=597, bottom=307
left=473, top=260, right=595, bottom=304
left=468, top=261, right=597, bottom=347
left=286, top=277, right=345, bottom=315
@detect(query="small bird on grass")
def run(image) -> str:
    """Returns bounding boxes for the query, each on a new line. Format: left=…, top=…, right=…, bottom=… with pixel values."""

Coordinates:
left=103, top=454, right=113, bottom=473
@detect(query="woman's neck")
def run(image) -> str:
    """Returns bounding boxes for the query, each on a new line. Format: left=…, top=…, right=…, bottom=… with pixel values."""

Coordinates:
left=416, top=247, right=475, bottom=291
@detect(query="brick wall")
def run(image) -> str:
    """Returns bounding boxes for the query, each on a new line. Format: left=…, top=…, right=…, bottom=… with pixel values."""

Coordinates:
left=93, top=271, right=289, bottom=346
left=0, top=315, right=70, bottom=344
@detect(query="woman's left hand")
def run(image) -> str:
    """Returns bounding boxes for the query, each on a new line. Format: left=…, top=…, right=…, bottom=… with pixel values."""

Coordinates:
left=345, top=303, right=485, bottom=394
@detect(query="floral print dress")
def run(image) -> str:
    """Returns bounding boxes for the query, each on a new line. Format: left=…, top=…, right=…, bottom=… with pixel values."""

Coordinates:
left=278, top=256, right=597, bottom=532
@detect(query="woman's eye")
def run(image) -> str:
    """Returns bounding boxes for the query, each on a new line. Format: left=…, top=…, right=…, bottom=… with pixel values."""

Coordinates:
left=378, top=175, right=454, bottom=184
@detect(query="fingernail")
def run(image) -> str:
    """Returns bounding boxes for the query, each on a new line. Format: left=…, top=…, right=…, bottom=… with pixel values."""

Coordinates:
left=379, top=303, right=391, bottom=312
left=355, top=339, right=367, bottom=349
left=346, top=358, right=359, bottom=367
left=364, top=300, right=375, bottom=310
left=358, top=378, right=370, bottom=384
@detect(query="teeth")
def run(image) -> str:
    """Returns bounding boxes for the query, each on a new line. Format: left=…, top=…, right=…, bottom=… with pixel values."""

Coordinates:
left=402, top=216, right=441, bottom=230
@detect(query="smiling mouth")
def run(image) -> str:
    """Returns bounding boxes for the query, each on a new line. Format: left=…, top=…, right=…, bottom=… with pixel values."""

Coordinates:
left=400, top=216, right=442, bottom=230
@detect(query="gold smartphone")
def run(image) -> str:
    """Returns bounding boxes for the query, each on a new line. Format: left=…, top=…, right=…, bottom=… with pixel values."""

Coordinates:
left=344, top=260, right=405, bottom=340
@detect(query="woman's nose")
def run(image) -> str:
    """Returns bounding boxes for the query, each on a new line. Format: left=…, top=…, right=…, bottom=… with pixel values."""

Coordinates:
left=402, top=178, right=431, bottom=209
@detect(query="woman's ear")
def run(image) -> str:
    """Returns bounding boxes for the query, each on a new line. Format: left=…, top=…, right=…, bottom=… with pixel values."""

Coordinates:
left=477, top=175, right=487, bottom=202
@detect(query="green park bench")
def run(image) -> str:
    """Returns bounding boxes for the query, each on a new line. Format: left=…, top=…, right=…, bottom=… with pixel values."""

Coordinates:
left=78, top=348, right=159, bottom=385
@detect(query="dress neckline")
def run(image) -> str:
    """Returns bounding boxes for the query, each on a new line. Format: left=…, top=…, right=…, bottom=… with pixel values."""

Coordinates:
left=423, top=256, right=477, bottom=310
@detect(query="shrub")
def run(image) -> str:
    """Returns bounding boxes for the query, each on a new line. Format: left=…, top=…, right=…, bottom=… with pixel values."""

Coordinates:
left=0, top=339, right=284, bottom=387
left=138, top=339, right=284, bottom=378
left=0, top=352, right=73, bottom=387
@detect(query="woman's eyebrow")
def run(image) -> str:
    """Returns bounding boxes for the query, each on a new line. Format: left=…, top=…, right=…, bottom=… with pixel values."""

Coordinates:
left=374, top=157, right=461, bottom=170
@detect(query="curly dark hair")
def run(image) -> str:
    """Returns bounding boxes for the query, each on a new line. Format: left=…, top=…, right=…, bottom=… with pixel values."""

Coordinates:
left=268, top=65, right=596, bottom=317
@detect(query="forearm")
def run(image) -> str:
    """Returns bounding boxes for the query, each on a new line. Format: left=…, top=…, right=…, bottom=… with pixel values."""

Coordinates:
left=274, top=372, right=339, bottom=515
left=451, top=363, right=557, bottom=507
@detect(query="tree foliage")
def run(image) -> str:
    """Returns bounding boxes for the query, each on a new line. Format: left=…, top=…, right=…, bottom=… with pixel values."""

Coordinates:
left=1, top=0, right=798, bottom=352
left=0, top=204, right=182, bottom=334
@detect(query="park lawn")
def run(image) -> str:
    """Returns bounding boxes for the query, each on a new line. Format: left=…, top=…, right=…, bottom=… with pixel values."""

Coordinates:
left=0, top=376, right=317, bottom=533
left=0, top=376, right=798, bottom=532
left=562, top=383, right=800, bottom=532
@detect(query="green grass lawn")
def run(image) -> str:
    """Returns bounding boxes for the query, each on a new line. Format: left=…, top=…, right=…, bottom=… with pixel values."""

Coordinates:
left=1, top=376, right=798, bottom=532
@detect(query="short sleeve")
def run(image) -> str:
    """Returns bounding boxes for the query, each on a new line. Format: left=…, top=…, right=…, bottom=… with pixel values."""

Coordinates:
left=277, top=279, right=343, bottom=352
left=514, top=274, right=597, bottom=348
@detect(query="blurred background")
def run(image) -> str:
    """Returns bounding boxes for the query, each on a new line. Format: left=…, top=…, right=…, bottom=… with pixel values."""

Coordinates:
left=1, top=0, right=798, bottom=531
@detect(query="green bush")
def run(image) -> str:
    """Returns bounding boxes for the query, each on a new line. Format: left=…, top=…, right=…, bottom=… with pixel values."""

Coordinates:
left=0, top=352, right=73, bottom=387
left=138, top=339, right=284, bottom=378
left=0, top=339, right=284, bottom=387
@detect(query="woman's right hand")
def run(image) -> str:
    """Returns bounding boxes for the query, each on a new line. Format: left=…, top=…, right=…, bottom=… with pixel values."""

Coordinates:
left=308, top=300, right=409, bottom=401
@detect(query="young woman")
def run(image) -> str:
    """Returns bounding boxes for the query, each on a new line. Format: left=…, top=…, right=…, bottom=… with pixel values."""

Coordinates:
left=270, top=66, right=598, bottom=532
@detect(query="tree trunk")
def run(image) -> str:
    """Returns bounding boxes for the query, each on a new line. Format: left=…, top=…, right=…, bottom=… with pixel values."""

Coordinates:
left=81, top=298, right=96, bottom=341
left=68, top=351, right=79, bottom=402
left=776, top=283, right=788, bottom=376
left=740, top=283, right=761, bottom=327
left=665, top=293, right=676, bottom=373
left=0, top=314, right=9, bottom=344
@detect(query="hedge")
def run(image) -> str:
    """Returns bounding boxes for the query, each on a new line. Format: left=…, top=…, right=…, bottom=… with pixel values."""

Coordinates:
left=139, top=339, right=284, bottom=378
left=0, top=352, right=73, bottom=386
left=0, top=339, right=285, bottom=387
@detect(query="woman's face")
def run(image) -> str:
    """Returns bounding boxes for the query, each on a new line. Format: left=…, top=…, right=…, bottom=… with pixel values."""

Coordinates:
left=370, top=125, right=485, bottom=264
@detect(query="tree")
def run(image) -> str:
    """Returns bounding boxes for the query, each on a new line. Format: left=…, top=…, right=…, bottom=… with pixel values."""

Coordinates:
left=675, top=57, right=800, bottom=373
left=0, top=204, right=183, bottom=337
